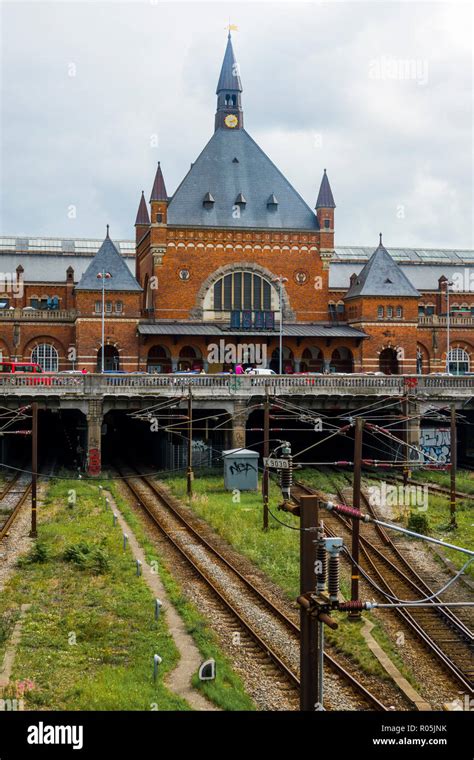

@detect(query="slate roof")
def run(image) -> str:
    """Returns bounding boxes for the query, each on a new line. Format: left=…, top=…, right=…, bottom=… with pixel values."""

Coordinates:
left=135, top=191, right=150, bottom=225
left=76, top=234, right=142, bottom=291
left=329, top=263, right=465, bottom=291
left=150, top=162, right=168, bottom=202
left=138, top=322, right=367, bottom=338
left=167, top=128, right=319, bottom=230
left=216, top=33, right=242, bottom=93
left=315, top=169, right=336, bottom=208
left=344, top=241, right=420, bottom=299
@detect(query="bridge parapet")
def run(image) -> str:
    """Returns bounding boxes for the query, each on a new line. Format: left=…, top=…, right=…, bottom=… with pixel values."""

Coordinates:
left=0, top=373, right=472, bottom=399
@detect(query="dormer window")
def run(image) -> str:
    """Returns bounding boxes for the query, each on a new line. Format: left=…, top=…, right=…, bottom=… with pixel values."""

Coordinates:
left=203, top=192, right=215, bottom=209
left=267, top=194, right=278, bottom=209
left=235, top=193, right=246, bottom=207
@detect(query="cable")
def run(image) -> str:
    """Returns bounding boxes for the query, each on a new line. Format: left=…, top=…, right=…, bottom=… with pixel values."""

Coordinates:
left=342, top=545, right=474, bottom=605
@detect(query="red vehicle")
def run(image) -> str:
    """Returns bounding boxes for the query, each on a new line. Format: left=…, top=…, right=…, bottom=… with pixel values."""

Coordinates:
left=0, top=361, right=43, bottom=374
left=0, top=361, right=53, bottom=385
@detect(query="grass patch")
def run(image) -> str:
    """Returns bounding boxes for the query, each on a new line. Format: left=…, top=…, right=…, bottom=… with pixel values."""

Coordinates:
left=159, top=472, right=413, bottom=682
left=0, top=478, right=189, bottom=710
left=107, top=480, right=255, bottom=711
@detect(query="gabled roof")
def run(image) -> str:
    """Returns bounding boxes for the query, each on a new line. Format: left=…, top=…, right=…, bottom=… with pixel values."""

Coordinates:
left=216, top=33, right=242, bottom=93
left=315, top=169, right=336, bottom=209
left=344, top=238, right=419, bottom=299
left=135, top=191, right=150, bottom=225
left=167, top=128, right=319, bottom=230
left=150, top=162, right=168, bottom=202
left=76, top=233, right=142, bottom=291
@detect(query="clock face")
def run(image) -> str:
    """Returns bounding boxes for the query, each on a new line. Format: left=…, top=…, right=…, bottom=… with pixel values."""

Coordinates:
left=224, top=114, right=238, bottom=129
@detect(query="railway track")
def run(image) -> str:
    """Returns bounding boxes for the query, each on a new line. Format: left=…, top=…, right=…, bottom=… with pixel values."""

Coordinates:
left=294, top=473, right=474, bottom=694
left=116, top=464, right=389, bottom=711
left=362, top=468, right=473, bottom=501
left=0, top=471, right=32, bottom=541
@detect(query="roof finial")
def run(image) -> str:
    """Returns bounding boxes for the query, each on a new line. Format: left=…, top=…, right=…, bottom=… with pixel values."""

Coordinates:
left=379, top=232, right=383, bottom=246
left=106, top=224, right=110, bottom=238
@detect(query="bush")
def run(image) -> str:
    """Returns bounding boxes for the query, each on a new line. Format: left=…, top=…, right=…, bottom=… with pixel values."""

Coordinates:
left=63, top=540, right=110, bottom=574
left=18, top=541, right=50, bottom=566
left=407, top=511, right=430, bottom=535
left=63, top=541, right=91, bottom=567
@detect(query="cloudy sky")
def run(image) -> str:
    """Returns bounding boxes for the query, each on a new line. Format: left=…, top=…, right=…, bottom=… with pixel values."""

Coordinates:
left=0, top=0, right=472, bottom=248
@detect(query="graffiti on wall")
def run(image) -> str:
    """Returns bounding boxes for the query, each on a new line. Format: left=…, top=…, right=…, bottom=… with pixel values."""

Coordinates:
left=88, top=447, right=101, bottom=476
left=420, top=427, right=451, bottom=464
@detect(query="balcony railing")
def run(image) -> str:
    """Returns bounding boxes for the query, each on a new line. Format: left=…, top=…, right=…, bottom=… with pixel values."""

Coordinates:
left=418, top=315, right=474, bottom=326
left=0, top=308, right=77, bottom=321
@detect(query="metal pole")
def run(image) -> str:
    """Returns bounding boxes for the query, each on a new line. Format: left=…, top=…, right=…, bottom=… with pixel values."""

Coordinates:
left=402, top=397, right=410, bottom=487
left=187, top=386, right=193, bottom=497
left=263, top=389, right=269, bottom=530
left=279, top=277, right=283, bottom=375
left=101, top=276, right=105, bottom=374
left=349, top=417, right=364, bottom=619
left=30, top=402, right=38, bottom=537
left=446, top=281, right=450, bottom=373
left=450, top=403, right=457, bottom=528
left=300, top=494, right=320, bottom=711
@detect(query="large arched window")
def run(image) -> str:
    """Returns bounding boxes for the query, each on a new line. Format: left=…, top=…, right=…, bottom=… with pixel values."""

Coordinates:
left=447, top=348, right=470, bottom=375
left=212, top=271, right=274, bottom=312
left=147, top=345, right=172, bottom=374
left=178, top=346, right=203, bottom=372
left=330, top=347, right=354, bottom=373
left=31, top=343, right=58, bottom=372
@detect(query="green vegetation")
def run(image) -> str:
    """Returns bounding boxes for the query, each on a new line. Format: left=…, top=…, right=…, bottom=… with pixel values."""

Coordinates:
left=416, top=492, right=473, bottom=578
left=159, top=472, right=414, bottom=682
left=407, top=512, right=430, bottom=535
left=107, top=482, right=255, bottom=711
left=0, top=479, right=189, bottom=710
left=369, top=466, right=474, bottom=495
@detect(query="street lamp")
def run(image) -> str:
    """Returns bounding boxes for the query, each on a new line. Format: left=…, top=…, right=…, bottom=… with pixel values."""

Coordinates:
left=275, top=276, right=288, bottom=374
left=96, top=270, right=112, bottom=373
left=444, top=280, right=453, bottom=374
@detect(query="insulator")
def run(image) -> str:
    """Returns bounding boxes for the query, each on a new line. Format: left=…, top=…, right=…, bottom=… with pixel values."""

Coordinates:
left=316, top=540, right=327, bottom=592
left=338, top=600, right=366, bottom=612
left=333, top=503, right=364, bottom=520
left=328, top=554, right=340, bottom=602
left=280, top=455, right=293, bottom=501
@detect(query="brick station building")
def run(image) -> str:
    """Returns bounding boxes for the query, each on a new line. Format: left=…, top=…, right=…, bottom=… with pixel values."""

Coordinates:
left=1, top=33, right=473, bottom=376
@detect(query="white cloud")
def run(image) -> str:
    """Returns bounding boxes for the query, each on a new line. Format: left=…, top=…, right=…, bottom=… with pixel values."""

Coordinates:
left=0, top=0, right=472, bottom=249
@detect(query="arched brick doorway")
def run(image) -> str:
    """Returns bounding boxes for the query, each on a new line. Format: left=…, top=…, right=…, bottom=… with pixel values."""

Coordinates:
left=97, top=345, right=119, bottom=371
left=379, top=347, right=399, bottom=375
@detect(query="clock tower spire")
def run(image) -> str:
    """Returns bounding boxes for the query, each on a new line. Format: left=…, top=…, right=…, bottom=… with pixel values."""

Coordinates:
left=215, top=31, right=243, bottom=131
